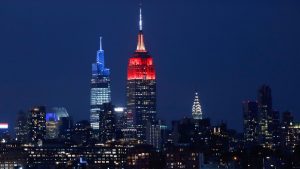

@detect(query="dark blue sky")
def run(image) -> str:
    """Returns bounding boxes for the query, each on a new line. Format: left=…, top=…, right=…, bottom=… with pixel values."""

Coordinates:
left=0, top=0, right=300, bottom=132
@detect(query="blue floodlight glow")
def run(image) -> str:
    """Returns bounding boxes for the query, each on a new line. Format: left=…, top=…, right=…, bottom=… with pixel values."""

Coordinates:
left=46, top=112, right=58, bottom=122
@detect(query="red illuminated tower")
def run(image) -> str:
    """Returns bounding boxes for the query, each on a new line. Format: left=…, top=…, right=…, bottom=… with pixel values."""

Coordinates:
left=126, top=7, right=156, bottom=141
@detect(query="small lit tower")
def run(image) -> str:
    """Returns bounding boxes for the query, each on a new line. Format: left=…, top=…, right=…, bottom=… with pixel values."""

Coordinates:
left=192, top=92, right=203, bottom=120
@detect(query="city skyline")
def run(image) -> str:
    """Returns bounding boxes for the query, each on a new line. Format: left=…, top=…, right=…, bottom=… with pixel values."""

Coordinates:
left=0, top=1, right=300, bottom=168
left=0, top=1, right=300, bottom=132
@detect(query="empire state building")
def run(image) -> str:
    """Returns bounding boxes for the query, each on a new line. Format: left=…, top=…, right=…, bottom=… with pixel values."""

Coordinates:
left=126, top=8, right=157, bottom=141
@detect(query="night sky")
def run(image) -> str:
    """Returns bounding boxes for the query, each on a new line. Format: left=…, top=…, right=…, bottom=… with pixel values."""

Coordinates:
left=0, top=0, right=300, bottom=132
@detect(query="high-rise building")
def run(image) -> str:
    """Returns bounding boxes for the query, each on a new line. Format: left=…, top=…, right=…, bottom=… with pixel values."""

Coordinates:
left=243, top=101, right=259, bottom=144
left=126, top=8, right=156, bottom=141
left=45, top=107, right=70, bottom=139
left=90, top=37, right=111, bottom=136
left=15, top=110, right=29, bottom=143
left=257, top=85, right=273, bottom=148
left=270, top=110, right=281, bottom=147
left=45, top=112, right=59, bottom=139
left=192, top=92, right=203, bottom=120
left=29, top=106, right=46, bottom=145
left=289, top=122, right=300, bottom=152
left=99, top=103, right=116, bottom=143
left=114, top=107, right=127, bottom=127
left=281, top=111, right=295, bottom=151
left=72, top=120, right=93, bottom=146
left=59, top=116, right=73, bottom=141
left=146, top=121, right=162, bottom=150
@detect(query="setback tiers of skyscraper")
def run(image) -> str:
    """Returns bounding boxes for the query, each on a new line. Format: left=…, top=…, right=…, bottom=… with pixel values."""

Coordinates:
left=126, top=8, right=156, bottom=141
left=192, top=92, right=203, bottom=120
left=90, top=37, right=111, bottom=137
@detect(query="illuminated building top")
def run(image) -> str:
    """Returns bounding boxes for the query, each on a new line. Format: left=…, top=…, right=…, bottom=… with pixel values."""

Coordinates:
left=136, top=7, right=146, bottom=52
left=192, top=92, right=203, bottom=120
left=92, top=37, right=110, bottom=76
left=127, top=7, right=155, bottom=80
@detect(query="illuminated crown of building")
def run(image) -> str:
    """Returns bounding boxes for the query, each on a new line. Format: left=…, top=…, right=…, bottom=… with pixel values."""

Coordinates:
left=192, top=92, right=203, bottom=120
left=127, top=6, right=155, bottom=80
left=136, top=7, right=146, bottom=52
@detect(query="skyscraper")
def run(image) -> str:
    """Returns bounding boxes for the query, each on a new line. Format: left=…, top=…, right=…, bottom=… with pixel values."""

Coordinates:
left=45, top=107, right=70, bottom=139
left=257, top=85, right=273, bottom=148
left=15, top=110, right=29, bottom=143
left=45, top=112, right=59, bottom=139
left=146, top=121, right=162, bottom=150
left=243, top=101, right=259, bottom=144
left=281, top=111, right=294, bottom=150
left=90, top=37, right=111, bottom=137
left=99, top=103, right=116, bottom=143
left=126, top=8, right=156, bottom=141
left=192, top=92, right=203, bottom=120
left=29, top=106, right=46, bottom=145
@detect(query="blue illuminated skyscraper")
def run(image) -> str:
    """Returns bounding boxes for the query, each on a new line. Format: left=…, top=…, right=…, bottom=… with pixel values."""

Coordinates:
left=90, top=37, right=111, bottom=137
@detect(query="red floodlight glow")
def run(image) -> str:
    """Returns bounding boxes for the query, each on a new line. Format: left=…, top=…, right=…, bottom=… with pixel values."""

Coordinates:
left=127, top=57, right=156, bottom=80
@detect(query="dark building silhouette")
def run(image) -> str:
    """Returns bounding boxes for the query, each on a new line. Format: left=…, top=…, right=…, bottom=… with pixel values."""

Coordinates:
left=146, top=120, right=162, bottom=150
left=257, top=85, right=274, bottom=148
left=209, top=123, right=230, bottom=163
left=59, top=116, right=73, bottom=142
left=270, top=110, right=281, bottom=147
left=15, top=110, right=29, bottom=143
left=71, top=120, right=93, bottom=146
left=164, top=144, right=200, bottom=169
left=243, top=101, right=259, bottom=145
left=281, top=111, right=294, bottom=150
left=171, top=118, right=195, bottom=144
left=99, top=103, right=116, bottom=143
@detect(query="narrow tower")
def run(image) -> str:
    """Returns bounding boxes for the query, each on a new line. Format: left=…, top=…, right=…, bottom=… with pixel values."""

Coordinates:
left=126, top=7, right=156, bottom=141
left=192, top=92, right=203, bottom=120
left=257, top=85, right=273, bottom=148
left=90, top=37, right=111, bottom=137
left=29, top=106, right=46, bottom=145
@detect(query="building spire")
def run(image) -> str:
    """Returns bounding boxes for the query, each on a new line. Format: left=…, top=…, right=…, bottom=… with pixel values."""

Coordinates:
left=136, top=5, right=146, bottom=52
left=99, top=36, right=103, bottom=51
left=96, top=36, right=104, bottom=64
left=139, top=6, right=143, bottom=31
